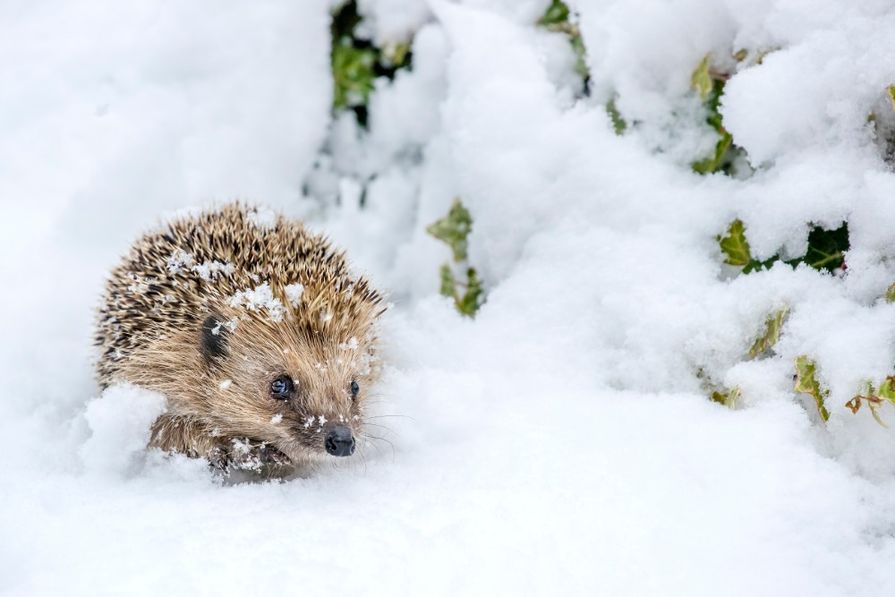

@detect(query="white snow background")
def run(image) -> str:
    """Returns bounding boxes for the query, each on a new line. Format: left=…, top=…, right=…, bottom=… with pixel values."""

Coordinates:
left=3, top=0, right=895, bottom=595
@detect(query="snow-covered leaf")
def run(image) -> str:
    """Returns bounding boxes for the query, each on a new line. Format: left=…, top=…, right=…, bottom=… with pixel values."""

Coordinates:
left=748, top=306, right=789, bottom=359
left=794, top=356, right=830, bottom=422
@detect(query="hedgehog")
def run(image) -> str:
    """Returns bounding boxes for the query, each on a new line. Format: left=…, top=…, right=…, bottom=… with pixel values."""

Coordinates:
left=95, top=203, right=385, bottom=475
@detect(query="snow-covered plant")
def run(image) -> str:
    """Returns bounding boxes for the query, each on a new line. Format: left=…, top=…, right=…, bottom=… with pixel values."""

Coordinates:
left=869, top=85, right=895, bottom=164
left=794, top=356, right=831, bottom=422
left=710, top=386, right=740, bottom=409
left=690, top=54, right=747, bottom=175
left=846, top=378, right=895, bottom=427
left=427, top=199, right=484, bottom=317
left=537, top=1, right=588, bottom=85
left=748, top=306, right=789, bottom=359
left=718, top=219, right=849, bottom=274
left=330, top=0, right=412, bottom=125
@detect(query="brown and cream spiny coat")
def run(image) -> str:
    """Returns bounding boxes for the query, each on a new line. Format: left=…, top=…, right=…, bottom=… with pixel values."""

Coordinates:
left=95, top=203, right=384, bottom=473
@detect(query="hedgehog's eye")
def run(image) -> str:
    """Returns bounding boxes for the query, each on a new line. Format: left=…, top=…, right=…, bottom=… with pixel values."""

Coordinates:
left=350, top=380, right=360, bottom=399
left=270, top=375, right=294, bottom=399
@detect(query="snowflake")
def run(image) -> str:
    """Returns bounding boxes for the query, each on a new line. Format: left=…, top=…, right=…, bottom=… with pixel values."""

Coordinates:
left=284, top=283, right=305, bottom=307
left=228, top=282, right=286, bottom=322
left=192, top=260, right=235, bottom=282
left=166, top=249, right=195, bottom=274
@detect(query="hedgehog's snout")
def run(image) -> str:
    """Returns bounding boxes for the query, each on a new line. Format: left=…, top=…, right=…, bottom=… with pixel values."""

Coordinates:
left=324, top=425, right=355, bottom=457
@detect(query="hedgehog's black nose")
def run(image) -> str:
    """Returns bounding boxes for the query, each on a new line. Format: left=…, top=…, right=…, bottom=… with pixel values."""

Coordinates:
left=324, top=425, right=355, bottom=457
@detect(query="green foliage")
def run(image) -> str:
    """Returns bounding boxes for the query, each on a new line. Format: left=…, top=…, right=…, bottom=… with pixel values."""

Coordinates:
left=748, top=306, right=789, bottom=359
left=692, top=131, right=734, bottom=175
left=426, top=199, right=473, bottom=262
left=794, top=356, right=830, bottom=422
left=885, top=282, right=895, bottom=303
left=718, top=219, right=752, bottom=267
left=332, top=41, right=377, bottom=110
left=690, top=54, right=746, bottom=175
left=538, top=0, right=570, bottom=26
left=606, top=98, right=627, bottom=135
left=846, top=377, right=895, bottom=427
left=717, top=219, right=849, bottom=275
left=330, top=1, right=412, bottom=125
left=455, top=268, right=485, bottom=317
left=438, top=263, right=456, bottom=297
left=437, top=264, right=484, bottom=317
left=710, top=386, right=741, bottom=409
left=799, top=223, right=849, bottom=272
left=537, top=1, right=589, bottom=86
left=696, top=366, right=739, bottom=409
left=691, top=55, right=714, bottom=102
left=381, top=41, right=410, bottom=67
left=428, top=199, right=484, bottom=317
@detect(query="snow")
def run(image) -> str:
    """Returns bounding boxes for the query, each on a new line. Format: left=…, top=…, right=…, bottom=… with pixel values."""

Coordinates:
left=191, top=260, right=235, bottom=281
left=284, top=282, right=305, bottom=306
left=79, top=384, right=168, bottom=477
left=3, top=0, right=895, bottom=595
left=228, top=282, right=287, bottom=322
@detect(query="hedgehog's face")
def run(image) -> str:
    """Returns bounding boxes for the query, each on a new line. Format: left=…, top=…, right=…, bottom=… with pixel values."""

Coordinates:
left=199, top=310, right=379, bottom=466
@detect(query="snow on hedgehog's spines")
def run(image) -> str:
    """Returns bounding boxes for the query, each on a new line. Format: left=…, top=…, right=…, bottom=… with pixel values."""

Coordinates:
left=94, top=202, right=384, bottom=474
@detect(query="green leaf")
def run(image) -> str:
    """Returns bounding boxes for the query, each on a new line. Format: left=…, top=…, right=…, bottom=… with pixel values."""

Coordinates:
left=429, top=200, right=485, bottom=317
left=879, top=377, right=895, bottom=404
left=797, top=223, right=848, bottom=273
left=438, top=263, right=456, bottom=298
left=718, top=219, right=753, bottom=267
left=887, top=84, right=895, bottom=110
left=692, top=130, right=733, bottom=174
left=426, top=199, right=473, bottom=262
left=456, top=268, right=485, bottom=317
left=794, top=356, right=830, bottom=422
left=438, top=264, right=484, bottom=318
left=690, top=55, right=748, bottom=176
left=570, top=34, right=588, bottom=81
left=606, top=98, right=627, bottom=135
left=710, top=386, right=740, bottom=409
left=332, top=41, right=377, bottom=109
left=885, top=283, right=895, bottom=303
left=381, top=42, right=410, bottom=68
left=691, top=54, right=713, bottom=102
left=538, top=0, right=570, bottom=27
left=722, top=221, right=849, bottom=275
left=537, top=0, right=588, bottom=84
left=748, top=306, right=789, bottom=359
left=329, top=1, right=413, bottom=122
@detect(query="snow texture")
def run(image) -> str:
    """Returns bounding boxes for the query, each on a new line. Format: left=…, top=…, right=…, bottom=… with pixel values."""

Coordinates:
left=228, top=282, right=287, bottom=322
left=79, top=384, right=168, bottom=477
left=3, top=0, right=895, bottom=595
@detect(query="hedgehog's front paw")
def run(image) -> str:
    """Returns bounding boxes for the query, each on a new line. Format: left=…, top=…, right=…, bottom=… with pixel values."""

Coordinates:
left=220, top=438, right=292, bottom=477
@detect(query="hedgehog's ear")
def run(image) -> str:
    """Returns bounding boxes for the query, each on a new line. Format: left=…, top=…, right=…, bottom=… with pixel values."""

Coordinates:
left=200, top=314, right=229, bottom=363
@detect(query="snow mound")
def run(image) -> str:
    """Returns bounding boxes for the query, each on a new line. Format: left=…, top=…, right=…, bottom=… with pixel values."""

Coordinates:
left=79, top=384, right=168, bottom=477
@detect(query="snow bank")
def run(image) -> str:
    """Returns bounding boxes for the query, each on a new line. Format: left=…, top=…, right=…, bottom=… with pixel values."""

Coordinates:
left=3, top=0, right=895, bottom=595
left=79, top=384, right=168, bottom=477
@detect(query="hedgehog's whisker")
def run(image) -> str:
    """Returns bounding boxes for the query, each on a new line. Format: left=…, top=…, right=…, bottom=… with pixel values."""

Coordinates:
left=359, top=421, right=396, bottom=434
left=359, top=432, right=396, bottom=461
left=365, top=413, right=414, bottom=422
